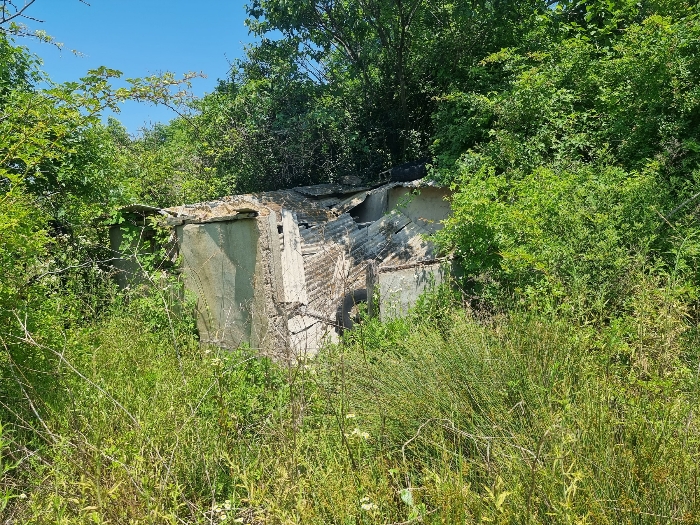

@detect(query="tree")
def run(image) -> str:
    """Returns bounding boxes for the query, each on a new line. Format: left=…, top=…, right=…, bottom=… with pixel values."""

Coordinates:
left=0, top=0, right=86, bottom=44
left=434, top=5, right=700, bottom=318
left=0, top=29, right=199, bottom=340
left=143, top=0, right=547, bottom=199
left=254, top=0, right=549, bottom=159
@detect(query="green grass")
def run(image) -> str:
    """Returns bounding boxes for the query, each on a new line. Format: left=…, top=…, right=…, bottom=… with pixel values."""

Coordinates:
left=2, top=282, right=699, bottom=524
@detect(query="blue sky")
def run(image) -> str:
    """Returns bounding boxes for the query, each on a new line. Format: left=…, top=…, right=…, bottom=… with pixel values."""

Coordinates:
left=23, top=0, right=256, bottom=134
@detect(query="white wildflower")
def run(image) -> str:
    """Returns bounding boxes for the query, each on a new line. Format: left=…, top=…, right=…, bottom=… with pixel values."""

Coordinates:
left=360, top=496, right=378, bottom=511
left=350, top=427, right=369, bottom=439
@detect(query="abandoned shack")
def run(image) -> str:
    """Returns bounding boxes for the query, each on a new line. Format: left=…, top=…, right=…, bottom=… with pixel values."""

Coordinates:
left=110, top=177, right=453, bottom=360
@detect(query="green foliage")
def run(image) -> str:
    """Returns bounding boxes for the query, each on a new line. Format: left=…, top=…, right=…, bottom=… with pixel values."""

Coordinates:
left=434, top=9, right=700, bottom=176
left=2, top=302, right=290, bottom=523
left=0, top=34, right=197, bottom=338
left=0, top=37, right=212, bottom=523
left=327, top=307, right=700, bottom=523
left=4, top=1, right=700, bottom=523
left=127, top=39, right=392, bottom=199
left=247, top=0, right=545, bottom=164
left=0, top=191, right=47, bottom=337
left=433, top=7, right=700, bottom=320
left=437, top=163, right=672, bottom=318
left=127, top=0, right=548, bottom=202
left=0, top=35, right=39, bottom=101
left=6, top=277, right=699, bottom=523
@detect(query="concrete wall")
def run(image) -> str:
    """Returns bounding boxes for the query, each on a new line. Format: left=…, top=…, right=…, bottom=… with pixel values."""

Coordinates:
left=178, top=220, right=259, bottom=349
left=387, top=187, right=452, bottom=233
left=367, top=261, right=450, bottom=320
left=109, top=223, right=157, bottom=289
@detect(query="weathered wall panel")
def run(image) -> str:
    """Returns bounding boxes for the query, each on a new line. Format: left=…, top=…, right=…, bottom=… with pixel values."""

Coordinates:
left=281, top=210, right=308, bottom=304
left=367, top=261, right=450, bottom=320
left=387, top=186, right=452, bottom=233
left=179, top=220, right=260, bottom=350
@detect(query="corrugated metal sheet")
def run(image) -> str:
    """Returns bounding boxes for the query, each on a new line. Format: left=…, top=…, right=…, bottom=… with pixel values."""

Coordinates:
left=304, top=244, right=346, bottom=301
left=300, top=213, right=358, bottom=255
left=304, top=255, right=340, bottom=319
left=332, top=191, right=368, bottom=215
left=304, top=249, right=366, bottom=318
left=346, top=210, right=411, bottom=259
left=389, top=224, right=435, bottom=264
left=365, top=210, right=411, bottom=238
left=299, top=207, right=442, bottom=324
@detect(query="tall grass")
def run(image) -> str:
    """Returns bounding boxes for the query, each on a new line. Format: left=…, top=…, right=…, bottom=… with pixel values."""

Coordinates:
left=330, top=302, right=700, bottom=523
left=2, top=299, right=290, bottom=524
left=2, top=279, right=699, bottom=523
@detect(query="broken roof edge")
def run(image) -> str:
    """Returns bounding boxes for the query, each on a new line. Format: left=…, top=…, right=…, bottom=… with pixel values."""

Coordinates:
left=112, top=176, right=448, bottom=227
left=106, top=204, right=174, bottom=227
left=118, top=203, right=172, bottom=217
left=377, top=177, right=446, bottom=191
left=293, top=182, right=376, bottom=197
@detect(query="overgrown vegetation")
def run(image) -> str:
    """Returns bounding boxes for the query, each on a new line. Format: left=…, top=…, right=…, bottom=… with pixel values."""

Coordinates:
left=2, top=0, right=700, bottom=522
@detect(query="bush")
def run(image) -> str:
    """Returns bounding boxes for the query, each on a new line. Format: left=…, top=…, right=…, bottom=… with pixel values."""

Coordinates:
left=437, top=163, right=673, bottom=320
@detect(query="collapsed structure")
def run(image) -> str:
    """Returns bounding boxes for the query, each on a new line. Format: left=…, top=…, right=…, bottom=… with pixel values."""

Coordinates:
left=111, top=177, right=453, bottom=360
